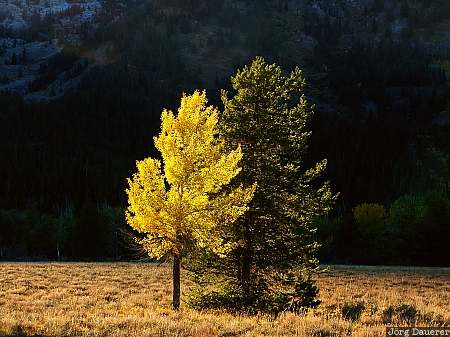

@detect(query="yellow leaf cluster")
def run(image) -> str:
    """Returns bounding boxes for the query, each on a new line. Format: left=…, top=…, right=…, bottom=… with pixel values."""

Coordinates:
left=126, top=91, right=255, bottom=259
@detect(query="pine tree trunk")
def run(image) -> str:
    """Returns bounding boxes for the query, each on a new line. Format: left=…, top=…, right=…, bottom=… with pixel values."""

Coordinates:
left=241, top=141, right=255, bottom=304
left=172, top=253, right=181, bottom=310
left=241, top=224, right=252, bottom=303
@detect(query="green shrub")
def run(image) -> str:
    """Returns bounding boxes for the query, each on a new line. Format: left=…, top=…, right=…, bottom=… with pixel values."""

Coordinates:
left=387, top=191, right=450, bottom=265
left=389, top=194, right=426, bottom=231
left=420, top=191, right=450, bottom=265
left=388, top=194, right=426, bottom=262
left=0, top=209, right=56, bottom=258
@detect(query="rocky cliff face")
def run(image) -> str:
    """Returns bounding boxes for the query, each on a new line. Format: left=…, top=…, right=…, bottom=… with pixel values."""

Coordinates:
left=0, top=0, right=101, bottom=31
left=1, top=0, right=449, bottom=103
left=0, top=0, right=102, bottom=100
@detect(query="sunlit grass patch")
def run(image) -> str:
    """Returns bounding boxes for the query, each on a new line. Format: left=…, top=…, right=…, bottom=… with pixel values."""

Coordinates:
left=0, top=263, right=448, bottom=337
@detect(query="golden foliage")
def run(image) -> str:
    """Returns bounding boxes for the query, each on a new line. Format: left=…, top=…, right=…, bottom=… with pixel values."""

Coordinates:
left=126, top=91, right=255, bottom=259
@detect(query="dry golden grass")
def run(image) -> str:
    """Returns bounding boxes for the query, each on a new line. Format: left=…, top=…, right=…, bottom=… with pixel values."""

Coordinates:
left=0, top=263, right=449, bottom=337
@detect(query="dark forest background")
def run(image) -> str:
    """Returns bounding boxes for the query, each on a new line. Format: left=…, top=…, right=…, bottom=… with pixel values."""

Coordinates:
left=1, top=0, right=449, bottom=265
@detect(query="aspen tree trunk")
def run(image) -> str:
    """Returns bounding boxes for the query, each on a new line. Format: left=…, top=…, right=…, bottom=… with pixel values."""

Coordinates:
left=172, top=253, right=181, bottom=310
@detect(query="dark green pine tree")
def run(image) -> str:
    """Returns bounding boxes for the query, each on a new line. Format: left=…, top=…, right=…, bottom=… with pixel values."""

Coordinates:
left=187, top=57, right=338, bottom=314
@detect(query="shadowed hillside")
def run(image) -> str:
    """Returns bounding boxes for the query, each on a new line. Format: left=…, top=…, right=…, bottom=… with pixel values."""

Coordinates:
left=0, top=0, right=449, bottom=265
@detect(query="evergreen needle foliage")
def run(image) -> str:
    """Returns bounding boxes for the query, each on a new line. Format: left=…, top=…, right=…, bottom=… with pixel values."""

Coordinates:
left=187, top=57, right=338, bottom=315
left=125, top=91, right=255, bottom=310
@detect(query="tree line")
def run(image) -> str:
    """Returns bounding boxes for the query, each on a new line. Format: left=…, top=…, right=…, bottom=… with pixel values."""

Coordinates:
left=0, top=0, right=449, bottom=268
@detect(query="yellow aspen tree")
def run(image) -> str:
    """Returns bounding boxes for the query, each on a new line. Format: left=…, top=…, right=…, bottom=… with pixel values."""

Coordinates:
left=126, top=90, right=255, bottom=310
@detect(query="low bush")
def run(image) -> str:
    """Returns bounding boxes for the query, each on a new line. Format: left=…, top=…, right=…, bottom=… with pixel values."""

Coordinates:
left=341, top=302, right=365, bottom=321
left=382, top=304, right=418, bottom=324
left=396, top=304, right=418, bottom=324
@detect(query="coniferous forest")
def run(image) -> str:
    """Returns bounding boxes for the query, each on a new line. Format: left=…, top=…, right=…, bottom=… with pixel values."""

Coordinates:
left=1, top=0, right=450, bottom=268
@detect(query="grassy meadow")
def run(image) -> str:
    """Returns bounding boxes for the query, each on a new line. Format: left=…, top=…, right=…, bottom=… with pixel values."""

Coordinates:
left=0, top=263, right=449, bottom=337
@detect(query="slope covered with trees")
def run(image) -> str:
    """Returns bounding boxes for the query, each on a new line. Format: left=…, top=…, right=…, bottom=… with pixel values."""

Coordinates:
left=0, top=0, right=449, bottom=265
